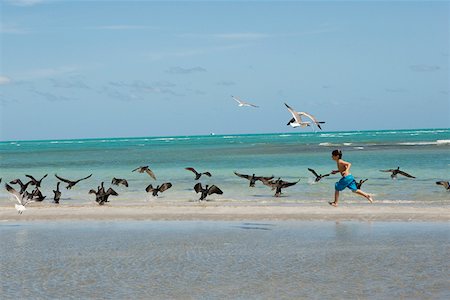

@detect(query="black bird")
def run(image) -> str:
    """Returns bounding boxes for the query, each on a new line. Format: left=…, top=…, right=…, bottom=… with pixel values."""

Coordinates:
left=132, top=166, right=156, bottom=180
left=146, top=182, right=173, bottom=196
left=30, top=187, right=46, bottom=202
left=185, top=167, right=212, bottom=180
left=194, top=183, right=223, bottom=201
left=25, top=174, right=48, bottom=188
left=0, top=178, right=2, bottom=184
left=9, top=178, right=32, bottom=194
left=356, top=179, right=368, bottom=190
left=260, top=177, right=300, bottom=197
left=307, top=168, right=331, bottom=182
left=55, top=173, right=93, bottom=189
left=436, top=181, right=450, bottom=191
left=53, top=182, right=61, bottom=204
left=380, top=167, right=415, bottom=179
left=234, top=172, right=274, bottom=187
left=89, top=182, right=118, bottom=205
left=111, top=177, right=129, bottom=187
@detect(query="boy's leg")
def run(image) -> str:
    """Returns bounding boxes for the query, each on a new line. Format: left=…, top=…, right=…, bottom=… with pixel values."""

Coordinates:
left=353, top=189, right=373, bottom=203
left=329, top=190, right=339, bottom=206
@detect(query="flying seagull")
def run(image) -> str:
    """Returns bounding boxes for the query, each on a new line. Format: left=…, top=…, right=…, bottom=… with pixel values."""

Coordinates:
left=285, top=103, right=325, bottom=130
left=260, top=177, right=300, bottom=197
left=25, top=174, right=48, bottom=188
left=234, top=172, right=274, bottom=187
left=132, top=166, right=156, bottom=180
left=53, top=182, right=61, bottom=204
left=194, top=183, right=223, bottom=201
left=231, top=95, right=259, bottom=108
left=146, top=182, right=173, bottom=196
left=436, top=181, right=450, bottom=191
left=111, top=177, right=129, bottom=187
left=55, top=173, right=93, bottom=189
left=380, top=167, right=415, bottom=179
left=356, top=179, right=368, bottom=190
left=5, top=183, right=34, bottom=214
left=185, top=167, right=212, bottom=180
left=307, top=168, right=331, bottom=182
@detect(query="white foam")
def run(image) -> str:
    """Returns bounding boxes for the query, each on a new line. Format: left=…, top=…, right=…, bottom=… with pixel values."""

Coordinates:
left=437, top=139, right=450, bottom=145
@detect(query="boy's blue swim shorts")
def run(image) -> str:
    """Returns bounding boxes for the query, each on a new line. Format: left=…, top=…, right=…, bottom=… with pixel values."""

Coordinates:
left=335, top=174, right=358, bottom=191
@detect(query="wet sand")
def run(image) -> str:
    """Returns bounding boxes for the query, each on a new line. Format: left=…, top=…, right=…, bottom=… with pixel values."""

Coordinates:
left=0, top=201, right=449, bottom=222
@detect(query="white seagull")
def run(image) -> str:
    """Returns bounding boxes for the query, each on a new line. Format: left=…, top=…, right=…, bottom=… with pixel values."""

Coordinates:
left=284, top=103, right=325, bottom=130
left=231, top=95, right=259, bottom=108
left=5, top=183, right=34, bottom=214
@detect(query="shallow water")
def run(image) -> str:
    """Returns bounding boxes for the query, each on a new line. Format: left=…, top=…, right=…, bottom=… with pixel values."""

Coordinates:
left=0, top=129, right=449, bottom=205
left=0, top=221, right=449, bottom=299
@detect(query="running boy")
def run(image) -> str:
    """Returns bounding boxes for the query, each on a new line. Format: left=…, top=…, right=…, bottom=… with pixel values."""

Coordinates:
left=329, top=149, right=373, bottom=207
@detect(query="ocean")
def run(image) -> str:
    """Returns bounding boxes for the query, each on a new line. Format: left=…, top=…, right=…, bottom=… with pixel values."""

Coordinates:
left=0, top=128, right=449, bottom=205
left=1, top=221, right=449, bottom=299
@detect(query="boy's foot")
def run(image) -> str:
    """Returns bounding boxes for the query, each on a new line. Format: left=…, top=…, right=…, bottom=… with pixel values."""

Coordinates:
left=367, top=195, right=374, bottom=203
left=328, top=201, right=338, bottom=207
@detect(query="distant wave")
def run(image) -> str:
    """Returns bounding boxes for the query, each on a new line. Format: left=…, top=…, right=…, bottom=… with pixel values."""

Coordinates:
left=397, top=140, right=450, bottom=146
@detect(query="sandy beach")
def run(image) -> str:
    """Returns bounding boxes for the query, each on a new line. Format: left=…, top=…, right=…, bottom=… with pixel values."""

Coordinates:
left=1, top=201, right=449, bottom=222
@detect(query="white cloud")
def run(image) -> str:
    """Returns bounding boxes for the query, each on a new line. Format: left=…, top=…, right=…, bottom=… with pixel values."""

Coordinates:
left=0, top=76, right=12, bottom=85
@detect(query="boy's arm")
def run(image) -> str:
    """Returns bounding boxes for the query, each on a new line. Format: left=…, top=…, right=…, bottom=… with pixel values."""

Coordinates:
left=340, top=161, right=351, bottom=175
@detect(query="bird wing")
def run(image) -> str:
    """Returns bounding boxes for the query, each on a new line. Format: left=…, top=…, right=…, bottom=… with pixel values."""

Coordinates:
left=77, top=174, right=93, bottom=182
left=5, top=184, right=22, bottom=204
left=436, top=181, right=449, bottom=189
left=185, top=167, right=198, bottom=175
left=284, top=103, right=301, bottom=122
left=280, top=179, right=300, bottom=188
left=25, top=174, right=37, bottom=183
left=307, top=168, right=320, bottom=177
left=231, top=95, right=243, bottom=105
left=255, top=175, right=274, bottom=181
left=380, top=169, right=395, bottom=173
left=145, top=169, right=156, bottom=180
left=234, top=172, right=251, bottom=180
left=208, top=185, right=223, bottom=195
left=159, top=182, right=172, bottom=193
left=194, top=183, right=203, bottom=193
left=202, top=172, right=212, bottom=177
left=145, top=184, right=154, bottom=193
left=299, top=111, right=323, bottom=129
left=132, top=167, right=144, bottom=172
left=397, top=170, right=415, bottom=178
left=55, top=174, right=72, bottom=183
left=122, top=179, right=129, bottom=187
left=259, top=178, right=276, bottom=188
left=321, top=173, right=331, bottom=178
left=106, top=188, right=118, bottom=196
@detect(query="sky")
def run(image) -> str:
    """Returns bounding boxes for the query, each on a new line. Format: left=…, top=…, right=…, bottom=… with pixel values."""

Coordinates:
left=0, top=0, right=448, bottom=141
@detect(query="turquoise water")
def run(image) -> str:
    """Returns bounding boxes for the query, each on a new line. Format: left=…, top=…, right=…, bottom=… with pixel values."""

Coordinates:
left=0, top=128, right=449, bottom=204
left=1, top=221, right=449, bottom=299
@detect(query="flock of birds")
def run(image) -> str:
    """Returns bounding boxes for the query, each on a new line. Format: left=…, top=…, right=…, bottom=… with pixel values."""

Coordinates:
left=2, top=165, right=449, bottom=214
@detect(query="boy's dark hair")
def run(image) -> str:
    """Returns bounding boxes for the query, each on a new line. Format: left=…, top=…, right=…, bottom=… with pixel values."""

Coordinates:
left=332, top=149, right=342, bottom=159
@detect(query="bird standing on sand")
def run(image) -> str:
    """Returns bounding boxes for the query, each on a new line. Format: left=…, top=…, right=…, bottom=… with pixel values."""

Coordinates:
left=436, top=181, right=450, bottom=191
left=194, top=183, right=223, bottom=201
left=111, top=177, right=129, bottom=187
left=53, top=182, right=61, bottom=204
left=285, top=103, right=325, bottom=130
left=132, top=166, right=156, bottom=180
left=380, top=167, right=415, bottom=179
left=5, top=183, right=34, bottom=214
left=234, top=172, right=274, bottom=187
left=231, top=95, right=259, bottom=108
left=55, top=174, right=93, bottom=189
left=89, top=182, right=118, bottom=205
left=146, top=182, right=172, bottom=196
left=307, top=168, right=331, bottom=182
left=185, top=167, right=212, bottom=180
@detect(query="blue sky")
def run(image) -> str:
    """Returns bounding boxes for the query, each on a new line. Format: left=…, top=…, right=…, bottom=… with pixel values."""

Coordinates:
left=0, top=0, right=448, bottom=141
